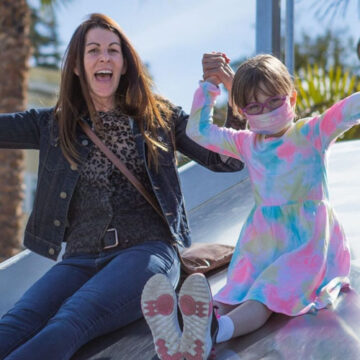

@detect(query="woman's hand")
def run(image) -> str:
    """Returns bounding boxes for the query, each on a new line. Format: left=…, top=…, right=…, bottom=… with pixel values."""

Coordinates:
left=202, top=52, right=235, bottom=107
left=202, top=52, right=234, bottom=92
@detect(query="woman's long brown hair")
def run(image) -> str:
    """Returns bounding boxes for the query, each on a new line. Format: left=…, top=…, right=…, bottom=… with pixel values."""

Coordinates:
left=55, top=13, right=171, bottom=168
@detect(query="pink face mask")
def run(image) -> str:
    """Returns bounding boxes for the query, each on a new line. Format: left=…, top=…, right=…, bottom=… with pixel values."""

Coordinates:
left=245, top=99, right=295, bottom=135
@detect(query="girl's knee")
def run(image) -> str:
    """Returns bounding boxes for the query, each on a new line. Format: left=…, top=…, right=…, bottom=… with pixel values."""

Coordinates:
left=247, top=300, right=272, bottom=315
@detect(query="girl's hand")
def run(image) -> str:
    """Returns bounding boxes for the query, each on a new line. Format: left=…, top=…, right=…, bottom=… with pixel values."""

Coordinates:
left=202, top=52, right=234, bottom=92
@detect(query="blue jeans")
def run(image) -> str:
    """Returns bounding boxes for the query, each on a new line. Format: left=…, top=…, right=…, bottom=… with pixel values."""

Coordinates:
left=0, top=240, right=180, bottom=360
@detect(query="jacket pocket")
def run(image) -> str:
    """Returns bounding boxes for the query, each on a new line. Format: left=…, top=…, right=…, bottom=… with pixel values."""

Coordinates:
left=41, top=141, right=68, bottom=172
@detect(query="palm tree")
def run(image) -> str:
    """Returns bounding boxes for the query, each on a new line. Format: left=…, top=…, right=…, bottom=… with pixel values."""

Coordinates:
left=0, top=0, right=67, bottom=262
left=0, top=0, right=32, bottom=262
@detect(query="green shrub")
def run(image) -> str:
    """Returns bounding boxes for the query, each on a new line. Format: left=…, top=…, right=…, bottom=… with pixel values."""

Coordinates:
left=295, top=64, right=360, bottom=140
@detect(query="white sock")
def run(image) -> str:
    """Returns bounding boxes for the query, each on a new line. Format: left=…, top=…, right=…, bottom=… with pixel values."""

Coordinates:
left=215, top=315, right=235, bottom=343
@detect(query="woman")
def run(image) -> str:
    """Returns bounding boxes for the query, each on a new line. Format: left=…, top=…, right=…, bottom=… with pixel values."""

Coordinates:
left=0, top=13, right=244, bottom=360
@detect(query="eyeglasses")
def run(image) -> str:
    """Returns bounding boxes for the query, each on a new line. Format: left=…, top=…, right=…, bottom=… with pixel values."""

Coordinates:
left=242, top=95, right=287, bottom=115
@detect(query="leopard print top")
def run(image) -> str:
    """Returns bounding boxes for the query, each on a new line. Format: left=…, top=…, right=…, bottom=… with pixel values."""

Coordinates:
left=64, top=109, right=172, bottom=257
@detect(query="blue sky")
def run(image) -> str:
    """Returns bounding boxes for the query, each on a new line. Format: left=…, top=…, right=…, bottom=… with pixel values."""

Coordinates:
left=29, top=0, right=360, bottom=112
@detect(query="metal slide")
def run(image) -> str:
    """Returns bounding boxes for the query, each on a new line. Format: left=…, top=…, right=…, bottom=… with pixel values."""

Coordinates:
left=1, top=140, right=360, bottom=359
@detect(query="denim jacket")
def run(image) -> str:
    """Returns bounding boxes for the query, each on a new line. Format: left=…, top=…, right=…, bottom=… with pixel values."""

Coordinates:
left=0, top=105, right=244, bottom=260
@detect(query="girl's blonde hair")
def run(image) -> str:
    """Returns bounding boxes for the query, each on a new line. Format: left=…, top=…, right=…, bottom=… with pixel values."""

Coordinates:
left=231, top=54, right=295, bottom=109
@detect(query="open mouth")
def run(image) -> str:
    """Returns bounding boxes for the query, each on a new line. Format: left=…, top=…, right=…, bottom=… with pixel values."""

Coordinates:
left=95, top=70, right=113, bottom=81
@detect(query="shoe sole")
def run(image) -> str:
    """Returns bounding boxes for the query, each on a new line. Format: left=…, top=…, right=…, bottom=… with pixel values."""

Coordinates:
left=141, top=273, right=183, bottom=360
left=179, top=273, right=213, bottom=360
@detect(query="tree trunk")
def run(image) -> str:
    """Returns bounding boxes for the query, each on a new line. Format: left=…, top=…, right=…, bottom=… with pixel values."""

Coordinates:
left=0, top=0, right=31, bottom=262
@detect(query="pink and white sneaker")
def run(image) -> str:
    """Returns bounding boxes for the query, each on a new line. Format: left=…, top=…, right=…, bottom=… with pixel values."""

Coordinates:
left=178, top=273, right=218, bottom=360
left=141, top=274, right=183, bottom=360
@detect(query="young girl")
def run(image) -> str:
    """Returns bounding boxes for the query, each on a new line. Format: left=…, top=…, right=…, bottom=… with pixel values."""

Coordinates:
left=141, top=54, right=360, bottom=360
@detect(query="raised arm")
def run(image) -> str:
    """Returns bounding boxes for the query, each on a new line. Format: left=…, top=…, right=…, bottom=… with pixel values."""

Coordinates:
left=303, top=92, right=360, bottom=151
left=185, top=81, right=247, bottom=161
left=173, top=105, right=245, bottom=172
left=202, top=52, right=234, bottom=104
left=202, top=52, right=246, bottom=131
left=0, top=108, right=49, bottom=149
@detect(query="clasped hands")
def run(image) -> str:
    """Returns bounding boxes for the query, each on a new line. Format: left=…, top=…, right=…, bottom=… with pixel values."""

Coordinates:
left=201, top=52, right=234, bottom=94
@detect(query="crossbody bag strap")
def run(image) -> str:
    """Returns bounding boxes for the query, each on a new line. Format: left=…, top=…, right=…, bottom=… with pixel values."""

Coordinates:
left=79, top=121, right=166, bottom=222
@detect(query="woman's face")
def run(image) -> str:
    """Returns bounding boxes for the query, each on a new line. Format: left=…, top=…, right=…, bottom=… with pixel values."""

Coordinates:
left=81, top=27, right=126, bottom=111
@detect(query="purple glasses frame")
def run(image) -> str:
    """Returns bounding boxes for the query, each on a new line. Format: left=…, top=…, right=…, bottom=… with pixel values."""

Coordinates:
left=242, top=95, right=287, bottom=115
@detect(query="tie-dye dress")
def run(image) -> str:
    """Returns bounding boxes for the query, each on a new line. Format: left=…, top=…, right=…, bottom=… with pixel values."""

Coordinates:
left=186, top=81, right=360, bottom=316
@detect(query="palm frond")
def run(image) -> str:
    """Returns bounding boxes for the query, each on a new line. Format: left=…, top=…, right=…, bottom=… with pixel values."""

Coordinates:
left=307, top=0, right=360, bottom=20
left=295, top=63, right=359, bottom=116
left=40, top=0, right=72, bottom=9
